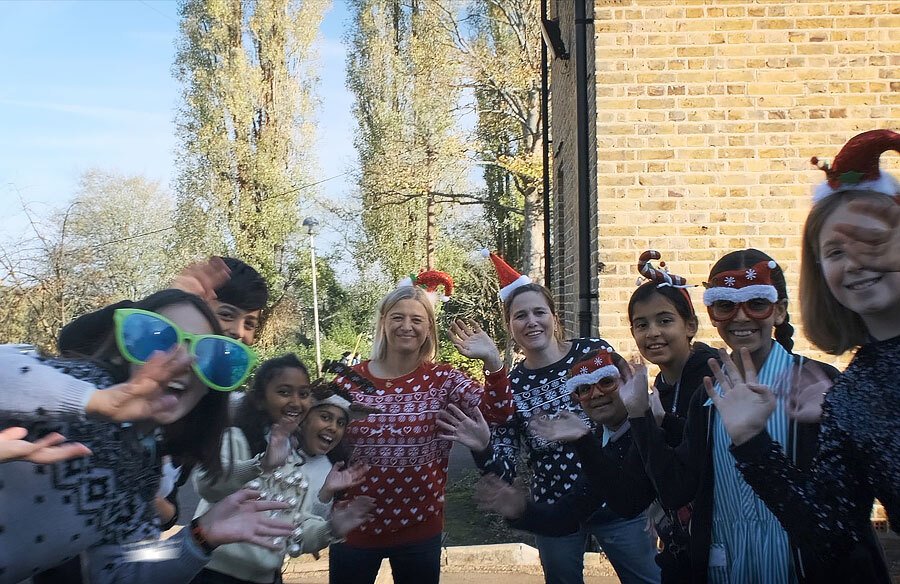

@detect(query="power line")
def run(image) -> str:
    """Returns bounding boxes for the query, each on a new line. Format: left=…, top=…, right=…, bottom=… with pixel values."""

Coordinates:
left=137, top=0, right=178, bottom=24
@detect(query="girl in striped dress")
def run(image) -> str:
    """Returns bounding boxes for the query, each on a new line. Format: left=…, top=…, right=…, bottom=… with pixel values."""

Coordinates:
left=619, top=249, right=839, bottom=583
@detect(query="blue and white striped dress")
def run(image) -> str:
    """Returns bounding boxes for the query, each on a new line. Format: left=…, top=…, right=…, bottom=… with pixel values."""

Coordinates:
left=708, top=341, right=798, bottom=584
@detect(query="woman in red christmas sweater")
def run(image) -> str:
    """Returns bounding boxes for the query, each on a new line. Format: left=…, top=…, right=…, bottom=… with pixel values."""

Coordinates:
left=329, top=281, right=514, bottom=584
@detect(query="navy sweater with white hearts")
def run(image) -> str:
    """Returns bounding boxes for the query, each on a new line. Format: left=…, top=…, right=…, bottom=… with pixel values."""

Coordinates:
left=477, top=338, right=613, bottom=505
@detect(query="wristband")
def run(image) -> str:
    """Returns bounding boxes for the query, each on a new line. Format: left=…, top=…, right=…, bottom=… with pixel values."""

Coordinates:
left=485, top=364, right=505, bottom=376
left=190, top=518, right=216, bottom=554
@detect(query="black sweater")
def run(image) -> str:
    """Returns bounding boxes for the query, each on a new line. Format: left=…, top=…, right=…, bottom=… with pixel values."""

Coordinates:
left=731, top=336, right=900, bottom=584
left=508, top=343, right=719, bottom=584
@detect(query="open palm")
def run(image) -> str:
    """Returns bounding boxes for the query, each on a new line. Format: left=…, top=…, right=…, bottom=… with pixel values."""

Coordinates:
left=322, top=461, right=369, bottom=500
left=834, top=198, right=900, bottom=272
left=705, top=348, right=775, bottom=446
left=448, top=320, right=502, bottom=371
left=528, top=410, right=590, bottom=443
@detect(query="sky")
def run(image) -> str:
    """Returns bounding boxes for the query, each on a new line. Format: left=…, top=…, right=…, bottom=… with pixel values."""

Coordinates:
left=0, top=0, right=356, bottom=254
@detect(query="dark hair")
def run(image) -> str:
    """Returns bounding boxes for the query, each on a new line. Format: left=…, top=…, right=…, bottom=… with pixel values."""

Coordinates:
left=708, top=249, right=794, bottom=353
left=800, top=190, right=874, bottom=354
left=215, top=257, right=269, bottom=311
left=628, top=283, right=698, bottom=341
left=91, top=289, right=231, bottom=480
left=503, top=283, right=566, bottom=343
left=233, top=353, right=310, bottom=457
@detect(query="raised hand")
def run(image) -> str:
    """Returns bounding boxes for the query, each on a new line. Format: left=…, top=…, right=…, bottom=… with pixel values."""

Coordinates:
left=448, top=320, right=503, bottom=372
left=85, top=347, right=191, bottom=423
left=528, top=410, right=590, bottom=443
left=616, top=364, right=651, bottom=419
left=0, top=427, right=91, bottom=464
left=261, top=415, right=302, bottom=472
left=197, top=489, right=293, bottom=550
left=788, top=361, right=834, bottom=424
left=329, top=495, right=376, bottom=537
left=473, top=474, right=527, bottom=520
left=320, top=461, right=370, bottom=502
left=833, top=198, right=900, bottom=272
left=171, top=257, right=231, bottom=302
left=704, top=348, right=775, bottom=446
left=436, top=403, right=490, bottom=452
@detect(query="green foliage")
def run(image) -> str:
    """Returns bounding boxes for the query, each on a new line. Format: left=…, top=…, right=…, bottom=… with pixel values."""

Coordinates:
left=173, top=0, right=326, bottom=297
left=0, top=170, right=177, bottom=351
left=347, top=0, right=467, bottom=281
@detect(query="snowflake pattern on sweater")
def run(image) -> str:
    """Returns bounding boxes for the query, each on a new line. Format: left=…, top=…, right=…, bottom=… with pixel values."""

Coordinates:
left=479, top=338, right=612, bottom=505
left=0, top=356, right=162, bottom=581
left=335, top=361, right=512, bottom=546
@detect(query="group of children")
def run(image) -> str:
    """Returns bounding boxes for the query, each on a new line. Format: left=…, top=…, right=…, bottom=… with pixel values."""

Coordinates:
left=0, top=129, right=898, bottom=584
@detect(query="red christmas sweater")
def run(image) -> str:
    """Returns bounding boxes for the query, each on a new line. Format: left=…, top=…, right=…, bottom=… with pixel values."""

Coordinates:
left=336, top=360, right=513, bottom=547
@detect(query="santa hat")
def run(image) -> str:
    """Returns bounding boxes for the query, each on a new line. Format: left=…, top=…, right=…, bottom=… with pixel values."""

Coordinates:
left=564, top=347, right=620, bottom=393
left=811, top=129, right=900, bottom=203
left=397, top=270, right=454, bottom=303
left=702, top=259, right=779, bottom=305
left=474, top=249, right=532, bottom=302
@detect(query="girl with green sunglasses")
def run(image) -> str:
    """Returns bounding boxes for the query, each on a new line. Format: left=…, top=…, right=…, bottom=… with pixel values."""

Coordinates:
left=0, top=289, right=292, bottom=584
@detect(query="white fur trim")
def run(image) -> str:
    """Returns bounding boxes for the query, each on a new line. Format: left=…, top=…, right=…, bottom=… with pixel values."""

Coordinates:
left=813, top=173, right=900, bottom=203
left=397, top=276, right=414, bottom=288
left=702, top=285, right=778, bottom=306
left=498, top=274, right=533, bottom=302
left=313, top=394, right=373, bottom=421
left=565, top=365, right=620, bottom=393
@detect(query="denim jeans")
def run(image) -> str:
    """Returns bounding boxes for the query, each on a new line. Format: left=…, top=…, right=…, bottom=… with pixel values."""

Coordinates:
left=328, top=534, right=442, bottom=584
left=534, top=510, right=660, bottom=584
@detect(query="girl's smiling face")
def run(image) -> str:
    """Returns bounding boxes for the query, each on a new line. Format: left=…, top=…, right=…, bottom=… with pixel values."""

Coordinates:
left=301, top=405, right=348, bottom=456
left=819, top=200, right=900, bottom=331
left=630, top=292, right=697, bottom=371
left=711, top=298, right=786, bottom=360
left=262, top=367, right=312, bottom=425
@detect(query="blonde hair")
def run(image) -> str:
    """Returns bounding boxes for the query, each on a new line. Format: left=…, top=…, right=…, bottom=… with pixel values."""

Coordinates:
left=800, top=190, right=874, bottom=355
left=370, top=286, right=439, bottom=363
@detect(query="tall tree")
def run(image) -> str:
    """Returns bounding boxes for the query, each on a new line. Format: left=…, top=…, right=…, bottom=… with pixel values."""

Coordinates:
left=432, top=0, right=544, bottom=278
left=347, top=0, right=465, bottom=280
left=0, top=170, right=175, bottom=349
left=173, top=0, right=327, bottom=297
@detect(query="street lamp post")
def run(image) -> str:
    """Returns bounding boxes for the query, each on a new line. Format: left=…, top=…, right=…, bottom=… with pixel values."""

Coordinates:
left=302, top=217, right=322, bottom=376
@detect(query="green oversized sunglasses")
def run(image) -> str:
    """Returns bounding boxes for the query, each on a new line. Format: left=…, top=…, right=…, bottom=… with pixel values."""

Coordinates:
left=113, top=308, right=257, bottom=391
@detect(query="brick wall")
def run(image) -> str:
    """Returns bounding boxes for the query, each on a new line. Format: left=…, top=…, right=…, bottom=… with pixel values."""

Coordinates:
left=549, top=0, right=601, bottom=337
left=588, top=0, right=900, bottom=365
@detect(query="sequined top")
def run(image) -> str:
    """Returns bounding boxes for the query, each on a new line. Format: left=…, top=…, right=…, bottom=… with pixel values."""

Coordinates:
left=731, top=335, right=899, bottom=578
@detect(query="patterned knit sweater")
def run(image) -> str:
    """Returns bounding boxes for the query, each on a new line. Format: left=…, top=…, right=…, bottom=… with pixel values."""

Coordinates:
left=0, top=346, right=209, bottom=584
left=477, top=338, right=612, bottom=505
left=335, top=361, right=513, bottom=547
left=731, top=335, right=900, bottom=569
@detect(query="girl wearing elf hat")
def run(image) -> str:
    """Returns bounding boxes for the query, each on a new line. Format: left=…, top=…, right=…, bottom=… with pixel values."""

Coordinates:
left=714, top=129, right=900, bottom=583
left=327, top=271, right=514, bottom=584
left=610, top=248, right=843, bottom=583
left=443, top=251, right=661, bottom=584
